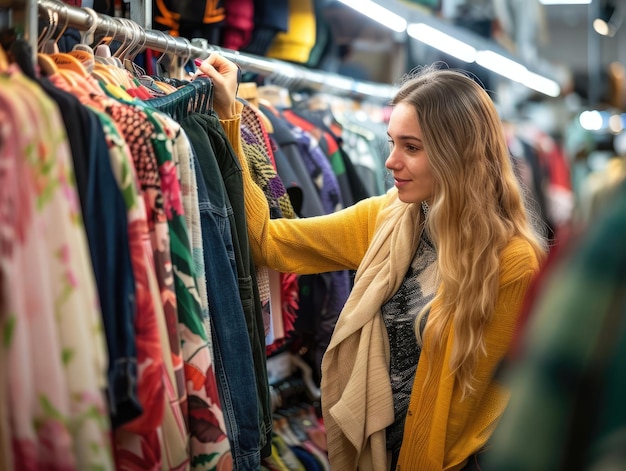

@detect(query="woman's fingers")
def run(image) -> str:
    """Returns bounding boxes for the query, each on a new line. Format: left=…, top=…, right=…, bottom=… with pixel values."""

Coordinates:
left=205, top=53, right=238, bottom=76
left=194, top=53, right=240, bottom=118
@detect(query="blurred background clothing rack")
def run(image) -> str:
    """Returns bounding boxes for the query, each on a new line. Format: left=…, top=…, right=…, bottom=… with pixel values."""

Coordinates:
left=1, top=0, right=38, bottom=62
left=33, top=0, right=397, bottom=101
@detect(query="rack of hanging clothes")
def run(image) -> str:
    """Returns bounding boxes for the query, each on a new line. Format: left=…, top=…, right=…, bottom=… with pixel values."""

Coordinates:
left=2, top=3, right=281, bottom=471
left=32, top=0, right=398, bottom=101
left=1, top=2, right=399, bottom=469
left=3, top=13, right=240, bottom=471
left=34, top=0, right=396, bottom=386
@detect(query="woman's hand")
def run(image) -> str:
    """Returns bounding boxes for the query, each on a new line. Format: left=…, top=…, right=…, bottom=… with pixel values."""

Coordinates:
left=195, top=53, right=240, bottom=119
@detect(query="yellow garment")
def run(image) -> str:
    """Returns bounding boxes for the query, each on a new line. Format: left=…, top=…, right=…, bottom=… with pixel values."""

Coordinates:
left=220, top=103, right=540, bottom=470
left=398, top=239, right=540, bottom=471
left=221, top=101, right=377, bottom=274
left=266, top=0, right=316, bottom=64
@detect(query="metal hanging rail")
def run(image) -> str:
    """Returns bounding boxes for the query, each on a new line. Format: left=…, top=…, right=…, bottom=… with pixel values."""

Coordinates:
left=36, top=0, right=398, bottom=101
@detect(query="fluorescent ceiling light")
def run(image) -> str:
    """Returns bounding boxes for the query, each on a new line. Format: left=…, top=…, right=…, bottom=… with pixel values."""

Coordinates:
left=521, top=71, right=561, bottom=98
left=476, top=50, right=527, bottom=82
left=476, top=50, right=561, bottom=97
left=407, top=23, right=477, bottom=63
left=539, top=0, right=591, bottom=4
left=337, top=0, right=407, bottom=33
left=341, top=1, right=560, bottom=97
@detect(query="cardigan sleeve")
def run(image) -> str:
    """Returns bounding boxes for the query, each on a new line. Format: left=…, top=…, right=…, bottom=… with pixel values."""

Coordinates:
left=219, top=104, right=389, bottom=275
left=397, top=238, right=540, bottom=471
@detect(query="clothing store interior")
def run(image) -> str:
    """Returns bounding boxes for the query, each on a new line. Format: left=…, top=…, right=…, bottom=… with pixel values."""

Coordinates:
left=2, top=0, right=626, bottom=469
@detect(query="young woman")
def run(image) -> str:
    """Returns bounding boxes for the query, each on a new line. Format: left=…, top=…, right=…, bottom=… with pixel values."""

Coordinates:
left=196, top=54, right=547, bottom=471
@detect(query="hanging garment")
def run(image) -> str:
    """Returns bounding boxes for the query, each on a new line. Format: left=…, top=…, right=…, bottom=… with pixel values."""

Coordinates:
left=154, top=0, right=226, bottom=43
left=44, top=67, right=231, bottom=468
left=222, top=0, right=255, bottom=50
left=240, top=0, right=290, bottom=56
left=286, top=104, right=373, bottom=203
left=282, top=108, right=356, bottom=207
left=93, top=110, right=169, bottom=470
left=181, top=111, right=263, bottom=470
left=203, top=110, right=275, bottom=458
left=259, top=103, right=325, bottom=219
left=266, top=0, right=316, bottom=64
left=171, top=122, right=212, bottom=333
left=241, top=102, right=295, bottom=220
left=1, top=66, right=114, bottom=470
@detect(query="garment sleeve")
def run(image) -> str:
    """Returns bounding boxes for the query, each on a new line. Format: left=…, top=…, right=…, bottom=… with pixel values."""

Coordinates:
left=219, top=103, right=387, bottom=275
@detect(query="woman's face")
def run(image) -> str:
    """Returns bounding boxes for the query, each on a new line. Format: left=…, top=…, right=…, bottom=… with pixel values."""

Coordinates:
left=385, top=102, right=435, bottom=205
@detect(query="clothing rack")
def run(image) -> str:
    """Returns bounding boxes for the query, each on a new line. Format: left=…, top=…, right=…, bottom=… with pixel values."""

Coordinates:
left=35, top=0, right=398, bottom=101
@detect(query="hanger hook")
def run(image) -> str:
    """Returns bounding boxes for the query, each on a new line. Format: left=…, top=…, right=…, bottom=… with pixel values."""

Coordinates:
left=93, top=15, right=112, bottom=49
left=80, top=7, right=100, bottom=46
left=156, top=30, right=170, bottom=67
left=120, top=18, right=138, bottom=60
left=180, top=36, right=192, bottom=69
left=37, top=6, right=54, bottom=52
left=112, top=17, right=131, bottom=58
left=128, top=26, right=147, bottom=62
left=121, top=19, right=141, bottom=61
left=52, top=2, right=70, bottom=46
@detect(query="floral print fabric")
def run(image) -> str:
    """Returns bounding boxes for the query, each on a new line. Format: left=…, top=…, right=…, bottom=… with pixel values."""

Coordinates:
left=0, top=69, right=113, bottom=469
left=3, top=63, right=235, bottom=471
left=91, top=109, right=170, bottom=470
left=144, top=106, right=232, bottom=471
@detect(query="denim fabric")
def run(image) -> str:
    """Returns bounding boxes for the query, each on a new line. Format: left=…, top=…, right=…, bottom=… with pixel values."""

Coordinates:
left=199, top=112, right=273, bottom=457
left=182, top=114, right=261, bottom=470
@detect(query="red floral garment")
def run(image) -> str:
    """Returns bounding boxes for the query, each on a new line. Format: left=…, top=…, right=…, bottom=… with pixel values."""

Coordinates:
left=145, top=108, right=232, bottom=471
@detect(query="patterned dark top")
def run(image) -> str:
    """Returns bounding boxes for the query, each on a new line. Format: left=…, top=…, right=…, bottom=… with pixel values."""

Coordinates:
left=382, top=214, right=438, bottom=454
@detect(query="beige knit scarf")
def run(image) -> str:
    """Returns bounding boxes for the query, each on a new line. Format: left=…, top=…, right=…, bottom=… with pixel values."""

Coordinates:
left=321, top=191, right=423, bottom=471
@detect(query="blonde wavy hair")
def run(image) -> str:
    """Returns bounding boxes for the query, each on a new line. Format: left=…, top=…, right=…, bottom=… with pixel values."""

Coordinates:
left=392, top=65, right=547, bottom=397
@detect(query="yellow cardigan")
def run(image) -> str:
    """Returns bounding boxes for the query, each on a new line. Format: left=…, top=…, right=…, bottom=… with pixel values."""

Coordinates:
left=396, top=238, right=540, bottom=471
left=221, top=105, right=540, bottom=470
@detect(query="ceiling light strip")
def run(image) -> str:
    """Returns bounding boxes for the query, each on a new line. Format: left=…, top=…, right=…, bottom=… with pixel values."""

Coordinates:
left=539, top=0, right=591, bottom=5
left=407, top=23, right=477, bottom=63
left=337, top=0, right=407, bottom=33
left=338, top=0, right=561, bottom=97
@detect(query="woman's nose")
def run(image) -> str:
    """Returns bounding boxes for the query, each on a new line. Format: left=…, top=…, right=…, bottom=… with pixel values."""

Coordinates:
left=385, top=149, right=399, bottom=170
